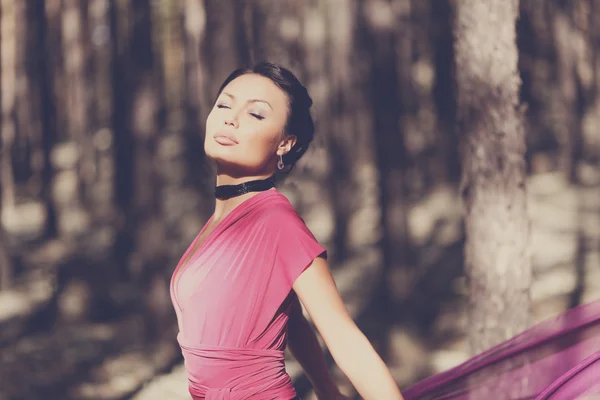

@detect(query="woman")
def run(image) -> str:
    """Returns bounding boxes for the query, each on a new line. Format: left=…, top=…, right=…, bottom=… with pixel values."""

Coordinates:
left=170, top=61, right=404, bottom=400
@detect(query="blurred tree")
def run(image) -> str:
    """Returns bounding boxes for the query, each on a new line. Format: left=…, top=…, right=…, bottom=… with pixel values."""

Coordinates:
left=453, top=0, right=532, bottom=356
left=519, top=0, right=595, bottom=176
left=181, top=0, right=214, bottom=203
left=15, top=2, right=45, bottom=209
left=203, top=0, right=251, bottom=96
left=358, top=0, right=408, bottom=356
left=111, top=0, right=172, bottom=338
left=0, top=0, right=20, bottom=288
left=551, top=0, right=596, bottom=308
left=516, top=0, right=557, bottom=172
left=86, top=0, right=116, bottom=226
left=430, top=0, right=459, bottom=184
left=61, top=0, right=94, bottom=213
left=36, top=0, right=59, bottom=239
left=0, top=224, right=10, bottom=290
left=147, top=0, right=190, bottom=337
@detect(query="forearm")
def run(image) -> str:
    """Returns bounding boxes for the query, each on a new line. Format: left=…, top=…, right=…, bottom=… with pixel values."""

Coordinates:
left=288, top=312, right=340, bottom=398
left=327, top=326, right=403, bottom=400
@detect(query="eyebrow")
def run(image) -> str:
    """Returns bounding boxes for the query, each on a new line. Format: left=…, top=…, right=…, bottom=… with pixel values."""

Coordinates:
left=221, top=92, right=273, bottom=110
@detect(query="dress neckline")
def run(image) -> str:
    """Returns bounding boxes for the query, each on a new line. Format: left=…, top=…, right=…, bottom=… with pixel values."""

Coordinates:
left=171, top=189, right=280, bottom=312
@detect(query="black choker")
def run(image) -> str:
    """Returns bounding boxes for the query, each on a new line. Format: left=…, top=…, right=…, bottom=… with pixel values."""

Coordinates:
left=215, top=176, right=276, bottom=199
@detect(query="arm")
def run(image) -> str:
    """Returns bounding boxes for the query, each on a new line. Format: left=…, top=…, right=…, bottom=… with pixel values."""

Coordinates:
left=287, top=294, right=347, bottom=399
left=292, top=257, right=404, bottom=400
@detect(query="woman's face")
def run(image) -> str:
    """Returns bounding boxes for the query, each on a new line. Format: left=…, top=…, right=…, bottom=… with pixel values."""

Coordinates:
left=205, top=73, right=293, bottom=175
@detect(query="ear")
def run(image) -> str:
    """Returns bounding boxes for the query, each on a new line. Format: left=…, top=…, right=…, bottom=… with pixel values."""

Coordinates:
left=277, top=135, right=297, bottom=156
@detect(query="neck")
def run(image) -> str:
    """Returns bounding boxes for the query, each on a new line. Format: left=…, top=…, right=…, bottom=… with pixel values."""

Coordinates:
left=215, top=172, right=273, bottom=187
left=213, top=172, right=275, bottom=220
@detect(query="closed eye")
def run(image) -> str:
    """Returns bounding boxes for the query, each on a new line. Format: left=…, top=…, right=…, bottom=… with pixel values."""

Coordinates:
left=250, top=113, right=265, bottom=120
left=216, top=104, right=230, bottom=109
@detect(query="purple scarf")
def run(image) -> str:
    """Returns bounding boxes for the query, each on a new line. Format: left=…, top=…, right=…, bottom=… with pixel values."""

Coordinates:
left=404, top=298, right=600, bottom=399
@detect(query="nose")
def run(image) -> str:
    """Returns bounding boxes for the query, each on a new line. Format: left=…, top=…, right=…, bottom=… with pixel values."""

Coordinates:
left=224, top=111, right=239, bottom=129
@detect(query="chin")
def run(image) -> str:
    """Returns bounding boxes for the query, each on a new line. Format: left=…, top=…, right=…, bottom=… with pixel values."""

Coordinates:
left=205, top=143, right=236, bottom=160
left=206, top=150, right=243, bottom=170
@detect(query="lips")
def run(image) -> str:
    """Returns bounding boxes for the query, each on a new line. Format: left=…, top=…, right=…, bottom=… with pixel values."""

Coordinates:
left=213, top=132, right=238, bottom=146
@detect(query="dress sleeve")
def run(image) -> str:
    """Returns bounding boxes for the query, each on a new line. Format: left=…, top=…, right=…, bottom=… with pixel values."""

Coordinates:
left=273, top=207, right=327, bottom=289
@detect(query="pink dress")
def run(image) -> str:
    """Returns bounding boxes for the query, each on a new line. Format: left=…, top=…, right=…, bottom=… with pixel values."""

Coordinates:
left=170, top=190, right=326, bottom=399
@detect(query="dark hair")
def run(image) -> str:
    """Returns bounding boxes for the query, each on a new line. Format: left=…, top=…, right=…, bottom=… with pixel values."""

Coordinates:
left=216, top=61, right=315, bottom=173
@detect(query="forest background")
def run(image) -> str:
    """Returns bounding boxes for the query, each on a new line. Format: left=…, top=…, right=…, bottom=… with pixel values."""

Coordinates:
left=1, top=0, right=599, bottom=399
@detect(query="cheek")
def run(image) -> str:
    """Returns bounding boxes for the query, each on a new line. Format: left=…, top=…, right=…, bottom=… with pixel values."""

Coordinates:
left=245, top=125, right=280, bottom=153
left=205, top=111, right=218, bottom=132
left=204, top=111, right=221, bottom=139
left=203, top=116, right=219, bottom=154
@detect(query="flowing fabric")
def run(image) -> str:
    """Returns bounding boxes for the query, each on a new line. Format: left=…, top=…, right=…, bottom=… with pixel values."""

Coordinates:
left=170, top=190, right=326, bottom=400
left=403, top=298, right=600, bottom=399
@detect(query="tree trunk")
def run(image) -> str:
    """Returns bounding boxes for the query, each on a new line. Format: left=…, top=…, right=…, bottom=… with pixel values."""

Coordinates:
left=203, top=0, right=250, bottom=96
left=62, top=0, right=94, bottom=196
left=182, top=0, right=208, bottom=124
left=111, top=0, right=134, bottom=215
left=148, top=0, right=188, bottom=337
left=87, top=0, right=115, bottom=224
left=111, top=0, right=162, bottom=236
left=430, top=0, right=459, bottom=183
left=357, top=0, right=410, bottom=360
left=454, top=0, right=532, bottom=356
left=552, top=1, right=586, bottom=183
left=128, top=0, right=161, bottom=263
left=16, top=2, right=44, bottom=200
left=35, top=0, right=59, bottom=238
left=111, top=0, right=167, bottom=340
left=0, top=222, right=11, bottom=291
left=0, top=0, right=19, bottom=213
left=251, top=0, right=305, bottom=73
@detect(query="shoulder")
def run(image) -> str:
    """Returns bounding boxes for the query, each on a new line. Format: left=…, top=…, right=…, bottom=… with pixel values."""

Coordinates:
left=255, top=191, right=301, bottom=219
left=254, top=191, right=308, bottom=230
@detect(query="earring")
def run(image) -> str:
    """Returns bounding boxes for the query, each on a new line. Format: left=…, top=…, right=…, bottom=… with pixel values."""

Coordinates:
left=277, top=155, right=285, bottom=170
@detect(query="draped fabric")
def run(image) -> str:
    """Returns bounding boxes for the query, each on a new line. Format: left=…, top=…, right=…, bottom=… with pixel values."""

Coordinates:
left=170, top=190, right=326, bottom=400
left=404, top=298, right=600, bottom=400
